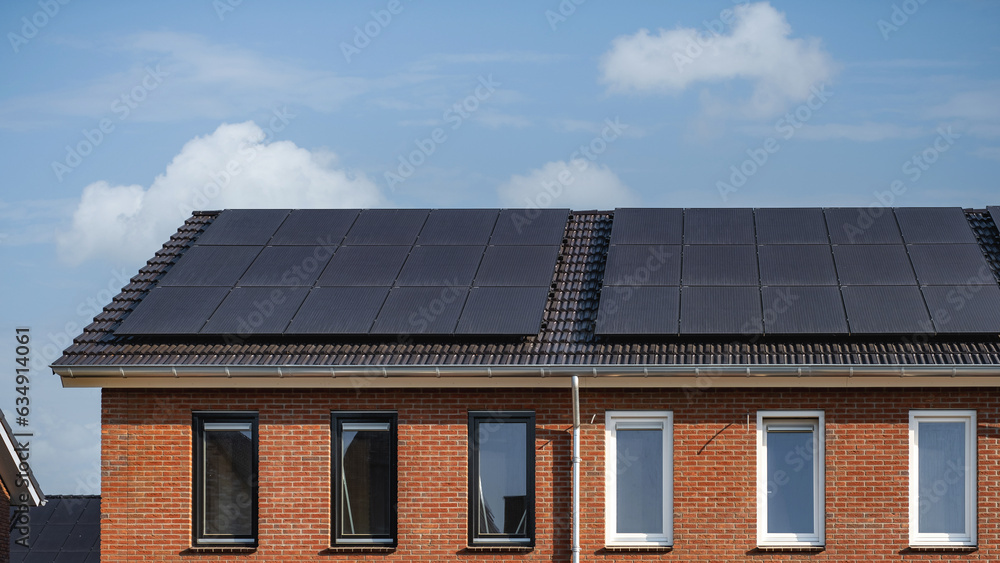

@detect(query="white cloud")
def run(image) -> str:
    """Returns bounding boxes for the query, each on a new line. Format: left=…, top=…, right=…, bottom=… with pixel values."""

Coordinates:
left=475, top=111, right=533, bottom=129
left=57, top=121, right=384, bottom=265
left=497, top=159, right=638, bottom=210
left=598, top=2, right=835, bottom=118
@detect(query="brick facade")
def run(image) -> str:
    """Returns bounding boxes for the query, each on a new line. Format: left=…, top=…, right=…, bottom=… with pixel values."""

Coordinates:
left=101, top=387, right=1000, bottom=562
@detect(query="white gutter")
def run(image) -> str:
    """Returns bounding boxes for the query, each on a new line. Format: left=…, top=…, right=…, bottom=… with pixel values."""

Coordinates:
left=571, top=375, right=581, bottom=563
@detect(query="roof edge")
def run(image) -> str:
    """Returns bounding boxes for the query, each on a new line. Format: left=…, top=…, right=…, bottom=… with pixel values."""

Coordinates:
left=0, top=409, right=44, bottom=506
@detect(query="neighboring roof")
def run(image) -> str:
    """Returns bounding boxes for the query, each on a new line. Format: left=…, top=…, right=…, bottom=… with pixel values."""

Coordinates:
left=53, top=208, right=1000, bottom=375
left=0, top=410, right=43, bottom=507
left=9, top=495, right=99, bottom=563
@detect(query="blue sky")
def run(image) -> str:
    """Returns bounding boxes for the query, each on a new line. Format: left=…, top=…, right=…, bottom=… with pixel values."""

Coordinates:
left=1, top=0, right=998, bottom=492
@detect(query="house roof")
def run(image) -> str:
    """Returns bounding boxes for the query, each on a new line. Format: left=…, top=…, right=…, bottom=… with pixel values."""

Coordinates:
left=9, top=495, right=99, bottom=563
left=51, top=208, right=1000, bottom=384
left=0, top=410, right=43, bottom=507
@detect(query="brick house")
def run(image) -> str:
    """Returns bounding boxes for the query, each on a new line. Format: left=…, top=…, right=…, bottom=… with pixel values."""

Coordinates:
left=2, top=410, right=44, bottom=562
left=52, top=207, right=1000, bottom=561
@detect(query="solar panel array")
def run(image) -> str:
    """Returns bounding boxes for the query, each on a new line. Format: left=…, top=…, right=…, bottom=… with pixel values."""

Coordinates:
left=116, top=208, right=569, bottom=336
left=596, top=207, right=1000, bottom=335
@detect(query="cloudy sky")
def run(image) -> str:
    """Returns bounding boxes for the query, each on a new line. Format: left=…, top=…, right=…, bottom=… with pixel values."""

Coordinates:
left=2, top=1, right=999, bottom=492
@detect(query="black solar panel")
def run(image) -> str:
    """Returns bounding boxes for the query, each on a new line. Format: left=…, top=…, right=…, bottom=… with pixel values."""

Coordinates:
left=602, top=245, right=681, bottom=286
left=237, top=246, right=333, bottom=286
left=158, top=245, right=262, bottom=287
left=286, top=287, right=389, bottom=333
left=907, top=244, right=996, bottom=286
left=754, top=208, right=829, bottom=244
left=922, top=284, right=1000, bottom=333
left=395, top=245, right=484, bottom=287
left=681, top=245, right=758, bottom=285
left=762, top=286, right=848, bottom=334
left=369, top=287, right=469, bottom=334
left=683, top=208, right=755, bottom=244
left=825, top=207, right=902, bottom=244
left=116, top=287, right=230, bottom=334
left=609, top=208, right=683, bottom=244
left=316, top=246, right=410, bottom=286
left=25, top=523, right=72, bottom=551
left=418, top=209, right=499, bottom=245
left=456, top=287, right=550, bottom=334
left=490, top=208, right=569, bottom=245
left=594, top=286, right=680, bottom=334
left=842, top=285, right=933, bottom=333
left=343, top=209, right=429, bottom=245
left=268, top=209, right=358, bottom=245
left=196, top=209, right=289, bottom=245
left=989, top=206, right=1000, bottom=234
left=62, top=523, right=100, bottom=551
left=679, top=286, right=762, bottom=334
left=474, top=246, right=560, bottom=286
left=53, top=553, right=91, bottom=563
left=200, top=287, right=308, bottom=334
left=758, top=245, right=838, bottom=286
left=894, top=207, right=978, bottom=244
left=833, top=244, right=917, bottom=285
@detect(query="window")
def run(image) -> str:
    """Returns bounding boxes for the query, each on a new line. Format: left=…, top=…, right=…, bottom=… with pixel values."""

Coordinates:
left=756, top=411, right=824, bottom=547
left=468, top=411, right=534, bottom=546
left=604, top=411, right=673, bottom=547
left=332, top=412, right=398, bottom=545
left=909, top=410, right=976, bottom=547
left=193, top=412, right=258, bottom=547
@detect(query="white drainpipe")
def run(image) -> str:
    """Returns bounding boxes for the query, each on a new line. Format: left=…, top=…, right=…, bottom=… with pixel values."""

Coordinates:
left=571, top=374, right=581, bottom=563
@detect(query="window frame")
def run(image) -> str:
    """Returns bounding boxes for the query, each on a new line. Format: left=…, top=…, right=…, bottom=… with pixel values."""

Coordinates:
left=756, top=410, right=825, bottom=547
left=908, top=409, right=977, bottom=547
left=468, top=410, right=535, bottom=547
left=604, top=410, right=673, bottom=547
left=192, top=411, right=259, bottom=547
left=331, top=411, right=399, bottom=546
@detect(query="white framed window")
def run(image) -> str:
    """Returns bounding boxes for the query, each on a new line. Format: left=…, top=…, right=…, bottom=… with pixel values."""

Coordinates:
left=909, top=410, right=977, bottom=547
left=604, top=411, right=672, bottom=547
left=756, top=410, right=824, bottom=547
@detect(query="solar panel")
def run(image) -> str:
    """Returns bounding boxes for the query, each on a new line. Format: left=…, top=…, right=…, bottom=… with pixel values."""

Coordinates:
left=157, top=245, right=262, bottom=286
left=196, top=209, right=289, bottom=245
left=268, top=209, right=358, bottom=245
left=922, top=284, right=1000, bottom=333
left=25, top=523, right=71, bottom=551
left=989, top=206, right=1000, bottom=235
left=53, top=553, right=91, bottom=563
left=602, top=245, right=681, bottom=286
left=116, top=287, right=230, bottom=334
left=683, top=208, right=755, bottom=244
left=609, top=208, right=683, bottom=244
left=754, top=208, right=828, bottom=244
left=395, top=245, right=484, bottom=287
left=594, top=286, right=680, bottom=334
left=490, top=208, right=569, bottom=245
left=200, top=287, right=308, bottom=334
left=833, top=244, right=917, bottom=285
left=474, top=245, right=560, bottom=286
left=343, top=209, right=429, bottom=245
left=316, top=245, right=410, bottom=286
left=679, top=286, right=762, bottom=334
left=825, top=207, right=902, bottom=244
left=456, top=286, right=550, bottom=334
left=758, top=245, right=838, bottom=286
left=907, top=244, right=996, bottom=286
left=237, top=246, right=333, bottom=286
left=62, top=523, right=100, bottom=551
left=842, top=285, right=933, bottom=333
left=369, top=287, right=469, bottom=334
left=286, top=287, right=389, bottom=333
left=418, top=209, right=499, bottom=245
left=762, top=286, right=848, bottom=334
left=894, top=207, right=977, bottom=244
left=681, top=245, right=759, bottom=285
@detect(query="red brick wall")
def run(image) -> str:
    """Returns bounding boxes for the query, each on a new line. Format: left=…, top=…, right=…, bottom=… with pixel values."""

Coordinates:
left=102, top=387, right=1000, bottom=561
left=1, top=478, right=10, bottom=563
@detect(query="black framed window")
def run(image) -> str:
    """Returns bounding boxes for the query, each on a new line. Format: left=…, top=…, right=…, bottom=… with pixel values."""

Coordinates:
left=469, top=411, right=535, bottom=546
left=193, top=412, right=259, bottom=547
left=332, top=411, right=398, bottom=545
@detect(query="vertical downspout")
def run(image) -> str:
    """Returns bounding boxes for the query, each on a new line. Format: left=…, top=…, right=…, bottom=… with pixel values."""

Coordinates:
left=571, top=375, right=581, bottom=563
